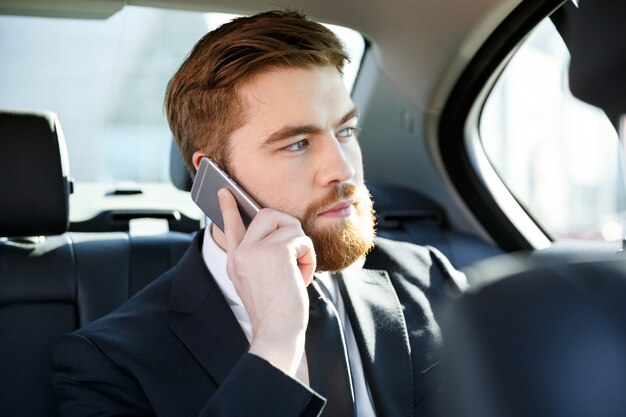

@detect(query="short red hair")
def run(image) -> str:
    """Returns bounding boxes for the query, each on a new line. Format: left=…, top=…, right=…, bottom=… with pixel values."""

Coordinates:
left=164, top=10, right=349, bottom=173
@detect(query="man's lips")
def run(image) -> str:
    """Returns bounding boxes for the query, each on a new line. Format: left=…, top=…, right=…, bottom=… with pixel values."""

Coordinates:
left=318, top=199, right=356, bottom=218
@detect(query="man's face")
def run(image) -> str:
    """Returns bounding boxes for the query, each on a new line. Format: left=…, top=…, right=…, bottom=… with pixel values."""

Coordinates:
left=226, top=65, right=375, bottom=271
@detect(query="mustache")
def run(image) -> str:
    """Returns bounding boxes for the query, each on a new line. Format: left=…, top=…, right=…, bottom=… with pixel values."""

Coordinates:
left=301, top=183, right=364, bottom=221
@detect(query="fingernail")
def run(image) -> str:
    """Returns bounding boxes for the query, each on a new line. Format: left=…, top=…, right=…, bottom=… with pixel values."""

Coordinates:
left=217, top=188, right=225, bottom=201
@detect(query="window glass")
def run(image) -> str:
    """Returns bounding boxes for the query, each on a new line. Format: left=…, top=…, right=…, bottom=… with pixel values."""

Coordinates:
left=0, top=7, right=365, bottom=185
left=480, top=17, right=625, bottom=241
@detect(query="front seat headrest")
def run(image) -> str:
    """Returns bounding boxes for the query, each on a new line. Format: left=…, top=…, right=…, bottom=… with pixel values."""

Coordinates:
left=0, top=110, right=71, bottom=237
left=569, top=0, right=626, bottom=121
left=438, top=258, right=626, bottom=417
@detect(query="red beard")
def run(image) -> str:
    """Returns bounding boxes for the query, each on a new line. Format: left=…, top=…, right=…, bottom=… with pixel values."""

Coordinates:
left=299, top=183, right=376, bottom=272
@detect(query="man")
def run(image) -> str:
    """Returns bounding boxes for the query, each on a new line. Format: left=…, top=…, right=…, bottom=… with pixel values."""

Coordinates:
left=53, top=10, right=466, bottom=417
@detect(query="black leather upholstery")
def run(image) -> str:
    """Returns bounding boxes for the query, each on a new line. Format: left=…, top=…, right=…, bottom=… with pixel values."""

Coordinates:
left=368, top=183, right=503, bottom=270
left=71, top=231, right=194, bottom=326
left=438, top=257, right=626, bottom=417
left=0, top=235, right=77, bottom=417
left=569, top=0, right=626, bottom=122
left=0, top=110, right=193, bottom=417
left=0, top=110, right=72, bottom=237
left=1, top=230, right=194, bottom=416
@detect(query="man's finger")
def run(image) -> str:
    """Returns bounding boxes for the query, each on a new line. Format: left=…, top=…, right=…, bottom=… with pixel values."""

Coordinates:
left=243, top=209, right=302, bottom=243
left=290, top=235, right=316, bottom=286
left=218, top=188, right=246, bottom=254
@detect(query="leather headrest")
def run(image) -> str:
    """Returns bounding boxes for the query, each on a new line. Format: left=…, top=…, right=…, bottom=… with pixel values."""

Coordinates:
left=0, top=110, right=71, bottom=237
left=367, top=182, right=444, bottom=227
left=439, top=258, right=626, bottom=417
left=169, top=138, right=193, bottom=192
left=569, top=0, right=626, bottom=121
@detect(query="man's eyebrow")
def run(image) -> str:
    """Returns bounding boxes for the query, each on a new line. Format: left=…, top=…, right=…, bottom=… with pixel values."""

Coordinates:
left=338, top=106, right=359, bottom=125
left=262, top=107, right=360, bottom=146
left=262, top=125, right=321, bottom=146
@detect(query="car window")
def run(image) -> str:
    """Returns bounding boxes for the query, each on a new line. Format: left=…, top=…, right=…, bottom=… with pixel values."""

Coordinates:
left=479, top=17, right=625, bottom=242
left=0, top=6, right=365, bottom=223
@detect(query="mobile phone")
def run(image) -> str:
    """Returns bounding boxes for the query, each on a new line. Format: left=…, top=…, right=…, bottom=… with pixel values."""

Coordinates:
left=191, top=157, right=261, bottom=232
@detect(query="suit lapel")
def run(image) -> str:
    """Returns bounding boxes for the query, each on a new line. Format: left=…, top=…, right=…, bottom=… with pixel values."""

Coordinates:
left=338, top=266, right=414, bottom=417
left=168, top=231, right=249, bottom=385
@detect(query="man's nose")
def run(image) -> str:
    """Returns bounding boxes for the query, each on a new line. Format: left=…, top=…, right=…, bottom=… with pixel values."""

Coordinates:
left=316, top=135, right=356, bottom=186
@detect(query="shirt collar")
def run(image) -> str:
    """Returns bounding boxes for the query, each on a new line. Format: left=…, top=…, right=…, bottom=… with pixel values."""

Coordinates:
left=313, top=255, right=366, bottom=305
left=201, top=220, right=244, bottom=308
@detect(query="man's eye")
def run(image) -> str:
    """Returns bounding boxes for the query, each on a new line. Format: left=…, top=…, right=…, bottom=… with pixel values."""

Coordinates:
left=337, top=127, right=360, bottom=138
left=284, top=139, right=308, bottom=152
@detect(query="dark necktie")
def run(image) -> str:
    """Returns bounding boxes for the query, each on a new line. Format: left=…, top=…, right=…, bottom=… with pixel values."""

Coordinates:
left=306, top=277, right=356, bottom=417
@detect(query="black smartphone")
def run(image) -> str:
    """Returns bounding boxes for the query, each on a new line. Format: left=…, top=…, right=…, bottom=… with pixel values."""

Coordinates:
left=191, top=157, right=261, bottom=232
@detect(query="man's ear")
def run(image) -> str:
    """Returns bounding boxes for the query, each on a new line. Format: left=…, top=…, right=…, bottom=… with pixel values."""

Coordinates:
left=192, top=151, right=207, bottom=171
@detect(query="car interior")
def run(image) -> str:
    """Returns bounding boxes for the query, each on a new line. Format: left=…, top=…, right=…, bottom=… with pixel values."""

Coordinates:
left=1, top=0, right=624, bottom=415
left=436, top=1, right=626, bottom=416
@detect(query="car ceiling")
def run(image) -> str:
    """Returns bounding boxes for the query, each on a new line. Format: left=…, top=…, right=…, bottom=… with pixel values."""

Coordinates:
left=0, top=0, right=522, bottom=115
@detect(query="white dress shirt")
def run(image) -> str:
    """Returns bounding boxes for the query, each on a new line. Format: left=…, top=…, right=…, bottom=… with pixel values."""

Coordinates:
left=202, top=221, right=377, bottom=416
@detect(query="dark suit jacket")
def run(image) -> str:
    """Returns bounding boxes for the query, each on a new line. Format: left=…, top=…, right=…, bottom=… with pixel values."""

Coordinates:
left=53, top=230, right=466, bottom=417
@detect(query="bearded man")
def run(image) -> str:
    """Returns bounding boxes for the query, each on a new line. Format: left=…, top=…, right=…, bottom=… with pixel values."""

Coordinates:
left=53, top=10, right=466, bottom=417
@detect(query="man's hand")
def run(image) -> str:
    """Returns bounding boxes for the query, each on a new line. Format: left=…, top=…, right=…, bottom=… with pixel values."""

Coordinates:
left=218, top=188, right=316, bottom=376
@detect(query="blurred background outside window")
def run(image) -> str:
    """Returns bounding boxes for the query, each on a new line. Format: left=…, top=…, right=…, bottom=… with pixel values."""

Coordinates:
left=480, top=17, right=625, bottom=242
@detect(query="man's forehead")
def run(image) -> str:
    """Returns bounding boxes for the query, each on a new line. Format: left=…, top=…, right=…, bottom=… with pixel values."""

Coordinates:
left=237, top=66, right=357, bottom=130
left=255, top=104, right=359, bottom=138
left=242, top=66, right=349, bottom=102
